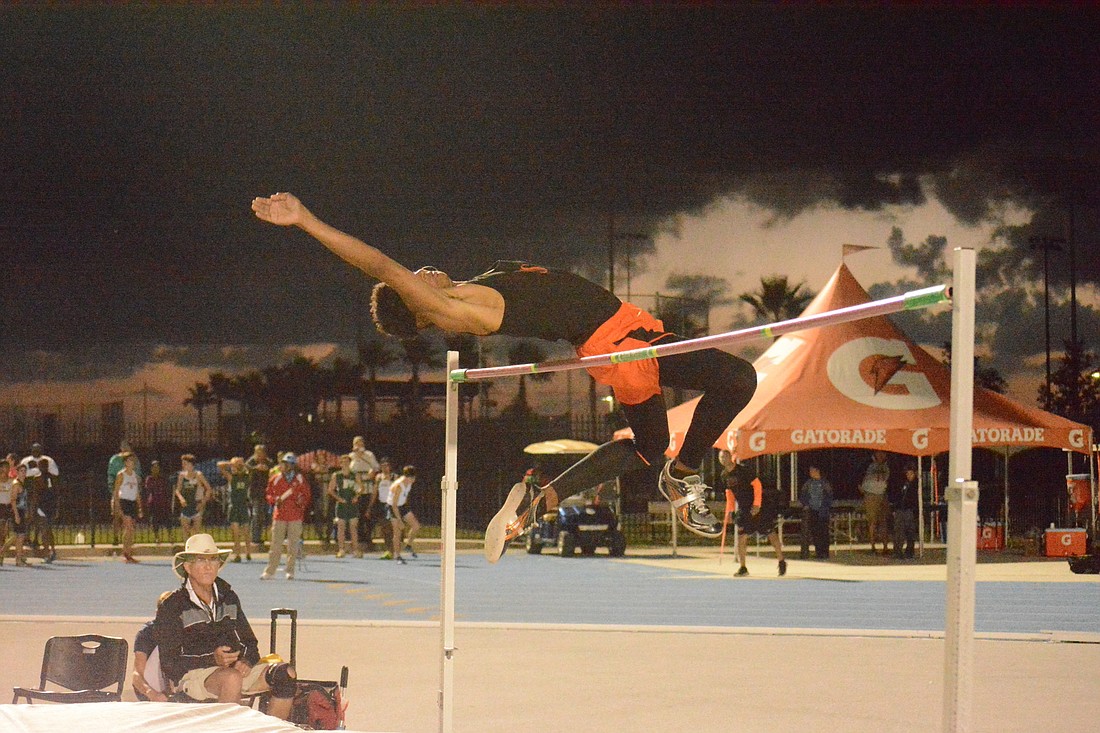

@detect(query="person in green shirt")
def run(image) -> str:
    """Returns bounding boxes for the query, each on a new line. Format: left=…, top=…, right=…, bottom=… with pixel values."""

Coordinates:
left=327, top=454, right=364, bottom=558
left=219, top=457, right=253, bottom=562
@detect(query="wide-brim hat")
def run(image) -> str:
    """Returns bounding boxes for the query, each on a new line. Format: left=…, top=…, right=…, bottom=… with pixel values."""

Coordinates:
left=173, top=533, right=231, bottom=579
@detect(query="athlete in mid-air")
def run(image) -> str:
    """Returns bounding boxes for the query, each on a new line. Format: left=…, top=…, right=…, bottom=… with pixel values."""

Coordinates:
left=252, top=192, right=758, bottom=561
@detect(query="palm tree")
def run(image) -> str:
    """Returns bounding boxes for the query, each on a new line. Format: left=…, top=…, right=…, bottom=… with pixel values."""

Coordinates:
left=739, top=275, right=815, bottom=334
left=328, top=357, right=364, bottom=426
left=208, top=371, right=235, bottom=445
left=656, top=273, right=734, bottom=337
left=443, top=333, right=484, bottom=421
left=356, top=334, right=399, bottom=429
left=398, top=334, right=445, bottom=418
left=231, top=371, right=266, bottom=434
left=502, top=339, right=551, bottom=417
left=183, top=382, right=216, bottom=444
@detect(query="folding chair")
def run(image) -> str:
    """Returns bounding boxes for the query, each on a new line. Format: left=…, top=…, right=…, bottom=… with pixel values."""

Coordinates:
left=13, top=634, right=129, bottom=703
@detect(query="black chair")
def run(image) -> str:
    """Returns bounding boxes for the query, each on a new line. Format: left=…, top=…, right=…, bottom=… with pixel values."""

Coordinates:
left=13, top=634, right=129, bottom=704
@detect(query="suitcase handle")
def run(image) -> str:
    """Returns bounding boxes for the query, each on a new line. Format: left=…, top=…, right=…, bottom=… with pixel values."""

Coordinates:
left=270, top=608, right=298, bottom=667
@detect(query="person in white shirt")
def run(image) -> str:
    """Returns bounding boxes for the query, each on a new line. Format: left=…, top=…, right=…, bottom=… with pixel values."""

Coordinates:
left=373, top=460, right=397, bottom=557
left=388, top=465, right=421, bottom=564
left=20, top=443, right=60, bottom=563
left=112, top=452, right=144, bottom=564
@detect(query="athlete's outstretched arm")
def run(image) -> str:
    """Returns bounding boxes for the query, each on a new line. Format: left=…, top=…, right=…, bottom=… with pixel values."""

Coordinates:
left=251, top=193, right=496, bottom=333
left=252, top=192, right=414, bottom=287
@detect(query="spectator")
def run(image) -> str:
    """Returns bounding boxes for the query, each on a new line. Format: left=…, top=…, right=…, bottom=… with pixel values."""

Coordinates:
left=374, top=459, right=397, bottom=559
left=132, top=590, right=175, bottom=702
left=107, top=440, right=141, bottom=547
left=20, top=443, right=60, bottom=563
left=388, top=465, right=421, bottom=563
left=310, top=457, right=334, bottom=551
left=798, top=465, right=834, bottom=560
left=0, top=457, right=17, bottom=565
left=349, top=436, right=380, bottom=480
left=719, top=450, right=786, bottom=577
left=328, top=453, right=363, bottom=558
left=1, top=462, right=29, bottom=566
left=261, top=453, right=311, bottom=581
left=175, top=454, right=211, bottom=537
left=153, top=533, right=297, bottom=716
left=111, top=452, right=144, bottom=564
left=218, top=457, right=253, bottom=563
left=859, top=450, right=891, bottom=555
left=144, top=460, right=174, bottom=545
left=245, top=444, right=273, bottom=551
left=890, top=465, right=920, bottom=559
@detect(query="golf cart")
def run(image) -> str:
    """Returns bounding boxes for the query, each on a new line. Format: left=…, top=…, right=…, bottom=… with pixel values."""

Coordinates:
left=518, top=439, right=627, bottom=558
left=524, top=487, right=627, bottom=557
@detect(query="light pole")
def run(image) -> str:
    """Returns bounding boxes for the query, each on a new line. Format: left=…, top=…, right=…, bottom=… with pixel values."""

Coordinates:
left=1029, top=235, right=1064, bottom=405
left=607, top=212, right=648, bottom=298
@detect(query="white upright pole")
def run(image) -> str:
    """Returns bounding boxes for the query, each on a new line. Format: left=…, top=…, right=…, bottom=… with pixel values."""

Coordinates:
left=943, top=247, right=977, bottom=733
left=439, top=351, right=459, bottom=733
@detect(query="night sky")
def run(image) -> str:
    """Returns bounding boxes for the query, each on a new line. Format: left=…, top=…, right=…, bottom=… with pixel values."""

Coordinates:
left=2, top=5, right=1098, bottom=386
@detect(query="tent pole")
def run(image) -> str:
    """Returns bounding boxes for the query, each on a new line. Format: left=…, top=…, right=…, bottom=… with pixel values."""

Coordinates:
left=917, top=455, right=925, bottom=558
left=943, top=246, right=977, bottom=733
left=1003, top=450, right=1010, bottom=545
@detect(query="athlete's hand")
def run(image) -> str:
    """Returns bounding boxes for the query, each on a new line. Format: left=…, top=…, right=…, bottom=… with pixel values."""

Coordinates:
left=252, top=192, right=307, bottom=226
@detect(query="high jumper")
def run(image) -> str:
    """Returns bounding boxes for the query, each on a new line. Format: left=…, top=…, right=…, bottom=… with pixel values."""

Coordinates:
left=252, top=192, right=758, bottom=561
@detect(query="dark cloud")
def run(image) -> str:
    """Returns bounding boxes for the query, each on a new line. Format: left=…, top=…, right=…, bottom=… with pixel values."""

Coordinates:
left=1, top=5, right=1098, bottom=354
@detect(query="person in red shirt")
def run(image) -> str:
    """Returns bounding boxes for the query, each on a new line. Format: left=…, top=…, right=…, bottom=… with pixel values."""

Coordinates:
left=261, top=453, right=311, bottom=581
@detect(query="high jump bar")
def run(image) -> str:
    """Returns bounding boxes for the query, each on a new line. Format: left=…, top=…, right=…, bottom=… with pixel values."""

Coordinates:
left=449, top=283, right=950, bottom=383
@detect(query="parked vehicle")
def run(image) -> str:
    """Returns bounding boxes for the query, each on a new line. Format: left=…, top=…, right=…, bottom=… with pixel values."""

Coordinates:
left=525, top=493, right=627, bottom=557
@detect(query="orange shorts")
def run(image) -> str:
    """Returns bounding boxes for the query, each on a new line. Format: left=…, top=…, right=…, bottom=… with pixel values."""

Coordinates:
left=577, top=302, right=669, bottom=406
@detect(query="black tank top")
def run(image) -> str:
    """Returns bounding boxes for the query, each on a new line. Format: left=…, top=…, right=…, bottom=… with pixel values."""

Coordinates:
left=469, top=262, right=620, bottom=345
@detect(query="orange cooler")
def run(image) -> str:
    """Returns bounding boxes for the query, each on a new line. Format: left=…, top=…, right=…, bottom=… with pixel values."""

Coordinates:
left=976, top=523, right=1004, bottom=550
left=1045, top=528, right=1088, bottom=557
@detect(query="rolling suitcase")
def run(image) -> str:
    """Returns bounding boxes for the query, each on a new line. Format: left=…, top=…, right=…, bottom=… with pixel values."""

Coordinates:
left=266, top=608, right=349, bottom=730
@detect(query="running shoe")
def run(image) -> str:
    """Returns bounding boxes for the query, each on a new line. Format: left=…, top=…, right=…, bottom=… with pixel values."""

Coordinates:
left=483, top=482, right=534, bottom=564
left=778, top=559, right=787, bottom=577
left=735, top=566, right=749, bottom=577
left=658, top=461, right=723, bottom=538
left=404, top=543, right=418, bottom=559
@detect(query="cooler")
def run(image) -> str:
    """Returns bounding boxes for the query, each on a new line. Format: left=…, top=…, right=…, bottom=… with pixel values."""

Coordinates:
left=1045, top=528, right=1088, bottom=557
left=976, top=522, right=1004, bottom=550
left=1066, top=474, right=1092, bottom=513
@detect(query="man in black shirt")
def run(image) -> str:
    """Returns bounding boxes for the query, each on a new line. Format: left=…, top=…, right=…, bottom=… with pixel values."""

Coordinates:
left=153, top=533, right=297, bottom=717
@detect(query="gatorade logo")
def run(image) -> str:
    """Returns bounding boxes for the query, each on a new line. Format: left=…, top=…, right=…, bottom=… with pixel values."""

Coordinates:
left=1062, top=534, right=1073, bottom=547
left=828, top=337, right=941, bottom=410
left=748, top=432, right=767, bottom=453
left=1069, top=429, right=1085, bottom=449
left=912, top=428, right=930, bottom=451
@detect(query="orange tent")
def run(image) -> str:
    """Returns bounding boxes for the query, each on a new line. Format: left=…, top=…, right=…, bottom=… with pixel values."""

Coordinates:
left=619, top=263, right=1093, bottom=459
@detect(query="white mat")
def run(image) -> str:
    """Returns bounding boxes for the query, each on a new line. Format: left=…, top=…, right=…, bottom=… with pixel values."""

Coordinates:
left=0, top=701, right=385, bottom=733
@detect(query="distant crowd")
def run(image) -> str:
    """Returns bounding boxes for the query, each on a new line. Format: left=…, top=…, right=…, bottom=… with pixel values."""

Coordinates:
left=0, top=443, right=61, bottom=566
left=0, top=436, right=423, bottom=571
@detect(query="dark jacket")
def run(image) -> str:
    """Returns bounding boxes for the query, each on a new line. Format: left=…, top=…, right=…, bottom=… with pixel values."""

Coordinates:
left=152, top=576, right=260, bottom=684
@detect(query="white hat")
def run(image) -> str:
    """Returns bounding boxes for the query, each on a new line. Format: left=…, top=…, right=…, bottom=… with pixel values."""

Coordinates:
left=172, top=533, right=231, bottom=579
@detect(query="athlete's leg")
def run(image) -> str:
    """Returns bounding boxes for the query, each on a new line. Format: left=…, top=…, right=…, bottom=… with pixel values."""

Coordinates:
left=655, top=345, right=757, bottom=469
